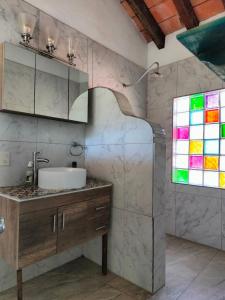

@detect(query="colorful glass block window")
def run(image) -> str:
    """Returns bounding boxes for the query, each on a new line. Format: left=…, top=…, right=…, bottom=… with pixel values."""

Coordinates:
left=174, top=96, right=189, bottom=113
left=205, top=92, right=219, bottom=108
left=221, top=107, right=225, bottom=123
left=172, top=88, right=225, bottom=189
left=190, top=94, right=204, bottom=111
left=205, top=109, right=219, bottom=123
left=173, top=169, right=189, bottom=184
left=175, top=112, right=189, bottom=127
left=190, top=111, right=204, bottom=125
left=174, top=155, right=189, bottom=169
left=204, top=140, right=219, bottom=155
left=204, top=156, right=219, bottom=170
left=190, top=125, right=203, bottom=140
left=175, top=141, right=189, bottom=154
left=189, top=155, right=203, bottom=169
left=220, top=156, right=225, bottom=171
left=204, top=171, right=219, bottom=187
left=221, top=140, right=225, bottom=155
left=204, top=124, right=219, bottom=139
left=175, top=127, right=189, bottom=140
left=189, top=170, right=203, bottom=186
left=220, top=90, right=225, bottom=107
left=221, top=124, right=225, bottom=138
left=189, top=140, right=203, bottom=154
left=220, top=173, right=225, bottom=188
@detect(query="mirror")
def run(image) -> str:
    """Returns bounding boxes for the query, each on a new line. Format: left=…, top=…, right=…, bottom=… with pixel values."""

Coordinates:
left=3, top=43, right=35, bottom=114
left=35, top=54, right=69, bottom=119
left=69, top=67, right=88, bottom=123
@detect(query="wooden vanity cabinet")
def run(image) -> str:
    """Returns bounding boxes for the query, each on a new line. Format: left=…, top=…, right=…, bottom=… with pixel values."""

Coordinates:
left=0, top=185, right=112, bottom=300
left=57, top=201, right=88, bottom=252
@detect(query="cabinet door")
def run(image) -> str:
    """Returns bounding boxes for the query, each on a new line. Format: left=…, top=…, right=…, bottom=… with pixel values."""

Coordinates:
left=19, top=208, right=57, bottom=268
left=3, top=43, right=35, bottom=114
left=58, top=202, right=87, bottom=252
left=68, top=67, right=88, bottom=123
left=35, top=54, right=69, bottom=119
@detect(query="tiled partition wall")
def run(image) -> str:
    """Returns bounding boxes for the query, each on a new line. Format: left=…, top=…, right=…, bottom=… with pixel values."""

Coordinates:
left=84, top=88, right=166, bottom=293
left=147, top=56, right=225, bottom=250
left=0, top=0, right=148, bottom=293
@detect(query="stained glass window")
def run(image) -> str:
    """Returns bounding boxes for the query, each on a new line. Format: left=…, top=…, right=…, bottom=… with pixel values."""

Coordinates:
left=172, top=88, right=225, bottom=189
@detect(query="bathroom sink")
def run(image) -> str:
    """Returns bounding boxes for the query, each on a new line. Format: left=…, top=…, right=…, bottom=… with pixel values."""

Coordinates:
left=38, top=168, right=87, bottom=190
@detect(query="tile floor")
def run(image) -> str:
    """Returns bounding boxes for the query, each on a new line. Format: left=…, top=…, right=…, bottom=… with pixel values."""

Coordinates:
left=1, top=235, right=225, bottom=300
left=153, top=235, right=225, bottom=300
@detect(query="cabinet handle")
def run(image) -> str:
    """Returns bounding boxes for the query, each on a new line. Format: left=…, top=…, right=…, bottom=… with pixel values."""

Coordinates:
left=62, top=213, right=65, bottom=231
left=52, top=215, right=56, bottom=233
left=96, top=225, right=106, bottom=231
left=95, top=206, right=106, bottom=211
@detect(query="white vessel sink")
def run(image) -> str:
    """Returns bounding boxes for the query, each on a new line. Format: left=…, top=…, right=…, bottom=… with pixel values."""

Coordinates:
left=38, top=168, right=87, bottom=190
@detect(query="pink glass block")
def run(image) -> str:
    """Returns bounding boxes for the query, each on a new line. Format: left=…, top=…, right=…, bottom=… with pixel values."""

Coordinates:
left=176, top=127, right=189, bottom=140
left=205, top=92, right=219, bottom=108
left=189, top=155, right=203, bottom=169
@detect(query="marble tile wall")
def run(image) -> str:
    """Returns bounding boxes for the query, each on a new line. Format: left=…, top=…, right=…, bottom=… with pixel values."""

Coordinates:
left=0, top=0, right=153, bottom=293
left=147, top=56, right=225, bottom=250
left=0, top=0, right=86, bottom=292
left=84, top=87, right=166, bottom=293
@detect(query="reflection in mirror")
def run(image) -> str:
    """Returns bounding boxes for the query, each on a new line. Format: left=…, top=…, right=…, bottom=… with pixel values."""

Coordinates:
left=3, top=43, right=35, bottom=114
left=69, top=68, right=88, bottom=123
left=35, top=54, right=69, bottom=119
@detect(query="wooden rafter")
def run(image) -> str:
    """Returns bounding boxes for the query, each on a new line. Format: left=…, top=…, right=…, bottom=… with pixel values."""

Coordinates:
left=172, top=0, right=199, bottom=29
left=126, top=0, right=165, bottom=49
left=221, top=0, right=225, bottom=9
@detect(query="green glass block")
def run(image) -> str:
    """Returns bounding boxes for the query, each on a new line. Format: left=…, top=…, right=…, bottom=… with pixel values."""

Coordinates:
left=190, top=94, right=204, bottom=111
left=173, top=169, right=189, bottom=184
left=221, top=124, right=225, bottom=138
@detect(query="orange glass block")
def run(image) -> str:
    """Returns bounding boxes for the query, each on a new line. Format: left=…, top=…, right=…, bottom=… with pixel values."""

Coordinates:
left=205, top=109, right=219, bottom=123
left=189, top=140, right=203, bottom=154
left=204, top=156, right=219, bottom=170
left=220, top=173, right=225, bottom=189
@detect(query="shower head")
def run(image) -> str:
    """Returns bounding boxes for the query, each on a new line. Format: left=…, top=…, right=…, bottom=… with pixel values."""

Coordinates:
left=122, top=61, right=162, bottom=88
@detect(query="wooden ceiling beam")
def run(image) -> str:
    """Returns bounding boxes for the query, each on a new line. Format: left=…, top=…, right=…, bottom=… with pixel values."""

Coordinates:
left=126, top=0, right=165, bottom=49
left=172, top=0, right=199, bottom=29
left=221, top=0, right=225, bottom=9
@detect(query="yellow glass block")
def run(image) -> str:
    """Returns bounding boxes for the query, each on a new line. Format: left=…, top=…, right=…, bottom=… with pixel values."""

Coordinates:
left=220, top=173, right=225, bottom=189
left=204, top=156, right=219, bottom=170
left=189, top=140, right=203, bottom=154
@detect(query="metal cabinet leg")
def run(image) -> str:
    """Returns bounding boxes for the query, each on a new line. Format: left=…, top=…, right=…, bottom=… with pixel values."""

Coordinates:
left=102, top=233, right=108, bottom=275
left=17, top=269, right=23, bottom=300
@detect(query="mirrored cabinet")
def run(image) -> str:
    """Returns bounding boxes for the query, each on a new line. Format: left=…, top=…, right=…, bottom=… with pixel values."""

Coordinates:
left=35, top=54, right=69, bottom=119
left=0, top=42, right=89, bottom=123
left=69, top=68, right=88, bottom=123
left=0, top=42, right=35, bottom=114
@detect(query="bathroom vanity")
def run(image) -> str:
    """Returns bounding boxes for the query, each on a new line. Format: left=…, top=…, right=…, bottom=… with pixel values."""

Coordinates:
left=0, top=179, right=112, bottom=300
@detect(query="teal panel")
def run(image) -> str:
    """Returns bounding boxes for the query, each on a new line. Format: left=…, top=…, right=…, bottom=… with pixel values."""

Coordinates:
left=177, top=17, right=225, bottom=81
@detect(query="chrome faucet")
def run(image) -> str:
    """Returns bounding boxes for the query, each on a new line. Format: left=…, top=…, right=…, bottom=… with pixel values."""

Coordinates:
left=33, top=152, right=49, bottom=186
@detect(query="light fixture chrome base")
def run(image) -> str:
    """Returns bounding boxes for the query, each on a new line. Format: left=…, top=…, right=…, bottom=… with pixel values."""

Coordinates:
left=46, top=43, right=56, bottom=55
left=21, top=33, right=32, bottom=46
left=67, top=53, right=76, bottom=65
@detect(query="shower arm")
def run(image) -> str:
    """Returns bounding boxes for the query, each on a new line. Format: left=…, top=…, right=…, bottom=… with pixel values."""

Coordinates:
left=122, top=62, right=160, bottom=88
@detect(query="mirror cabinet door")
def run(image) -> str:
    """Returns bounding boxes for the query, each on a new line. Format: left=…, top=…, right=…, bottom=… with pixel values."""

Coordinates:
left=3, top=43, right=35, bottom=114
left=35, top=54, right=69, bottom=119
left=69, top=67, right=88, bottom=123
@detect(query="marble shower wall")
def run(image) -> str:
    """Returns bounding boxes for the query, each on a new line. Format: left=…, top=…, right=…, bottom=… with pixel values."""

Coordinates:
left=83, top=88, right=166, bottom=293
left=147, top=56, right=225, bottom=250
left=0, top=0, right=149, bottom=293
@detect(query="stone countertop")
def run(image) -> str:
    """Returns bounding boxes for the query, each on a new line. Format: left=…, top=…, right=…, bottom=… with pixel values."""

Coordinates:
left=0, top=178, right=112, bottom=202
